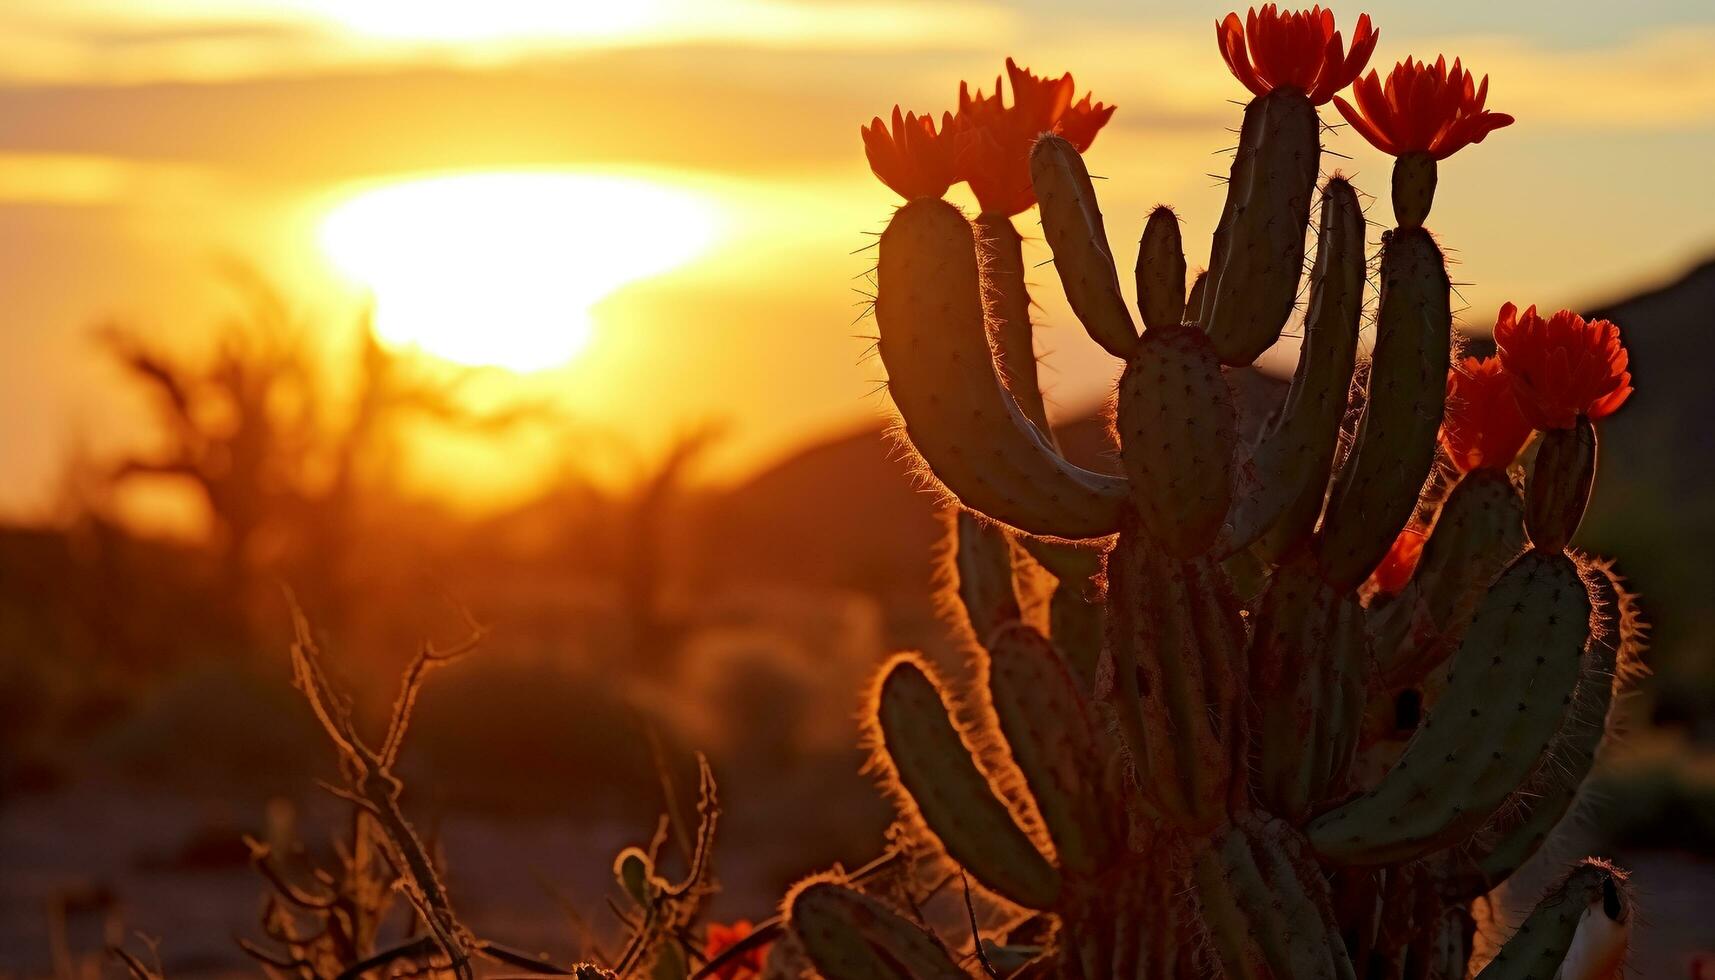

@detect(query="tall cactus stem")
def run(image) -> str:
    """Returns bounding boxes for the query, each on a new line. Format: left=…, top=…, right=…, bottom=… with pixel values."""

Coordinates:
left=1231, top=177, right=1366, bottom=559
left=1201, top=89, right=1321, bottom=365
left=1117, top=324, right=1238, bottom=558
left=1315, top=226, right=1451, bottom=590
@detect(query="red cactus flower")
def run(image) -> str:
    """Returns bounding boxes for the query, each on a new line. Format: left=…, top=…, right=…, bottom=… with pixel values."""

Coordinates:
left=1370, top=525, right=1427, bottom=596
left=1333, top=56, right=1514, bottom=159
left=1441, top=356, right=1533, bottom=472
left=1217, top=6, right=1379, bottom=105
left=1494, top=303, right=1633, bottom=430
left=861, top=106, right=959, bottom=201
left=704, top=920, right=768, bottom=980
left=955, top=58, right=1115, bottom=216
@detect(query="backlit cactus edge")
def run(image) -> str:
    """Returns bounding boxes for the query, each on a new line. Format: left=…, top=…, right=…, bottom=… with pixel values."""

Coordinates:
left=792, top=7, right=1644, bottom=979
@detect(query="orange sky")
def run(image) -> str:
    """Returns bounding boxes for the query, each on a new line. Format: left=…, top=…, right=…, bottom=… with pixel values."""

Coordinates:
left=3, top=0, right=1713, bottom=521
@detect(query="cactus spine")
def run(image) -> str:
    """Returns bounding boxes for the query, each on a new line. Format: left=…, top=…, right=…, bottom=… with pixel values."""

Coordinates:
left=810, top=11, right=1641, bottom=979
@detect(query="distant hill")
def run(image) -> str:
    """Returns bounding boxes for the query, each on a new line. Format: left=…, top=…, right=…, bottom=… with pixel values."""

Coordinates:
left=1581, top=257, right=1715, bottom=719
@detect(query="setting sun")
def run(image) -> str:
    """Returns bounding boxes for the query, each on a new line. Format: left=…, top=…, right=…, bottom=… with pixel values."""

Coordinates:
left=318, top=172, right=719, bottom=371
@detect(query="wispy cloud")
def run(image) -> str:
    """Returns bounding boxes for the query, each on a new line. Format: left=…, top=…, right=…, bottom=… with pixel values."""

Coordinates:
left=0, top=0, right=1014, bottom=84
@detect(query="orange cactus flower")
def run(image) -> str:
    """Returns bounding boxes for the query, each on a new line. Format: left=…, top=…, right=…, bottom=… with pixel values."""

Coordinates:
left=861, top=106, right=959, bottom=201
left=955, top=58, right=1115, bottom=216
left=1441, top=356, right=1533, bottom=472
left=704, top=919, right=768, bottom=980
left=1333, top=56, right=1514, bottom=159
left=1370, top=525, right=1427, bottom=596
left=1217, top=6, right=1379, bottom=105
left=1494, top=303, right=1633, bottom=430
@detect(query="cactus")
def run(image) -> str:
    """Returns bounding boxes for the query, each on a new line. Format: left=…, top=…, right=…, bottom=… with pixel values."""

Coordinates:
left=804, top=7, right=1645, bottom=979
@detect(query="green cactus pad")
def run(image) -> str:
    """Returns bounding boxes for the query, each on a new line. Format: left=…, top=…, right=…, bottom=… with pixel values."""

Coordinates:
left=1029, top=134, right=1139, bottom=358
left=1116, top=324, right=1237, bottom=558
left=1315, top=226, right=1451, bottom=590
left=876, top=198, right=1127, bottom=539
left=1200, top=89, right=1320, bottom=365
left=787, top=880, right=969, bottom=980
left=1473, top=860, right=1629, bottom=980
left=1309, top=550, right=1592, bottom=865
left=974, top=214, right=1051, bottom=432
left=1229, top=178, right=1365, bottom=560
left=872, top=655, right=1060, bottom=909
left=1526, top=417, right=1596, bottom=554
left=1135, top=206, right=1187, bottom=331
left=982, top=623, right=1116, bottom=876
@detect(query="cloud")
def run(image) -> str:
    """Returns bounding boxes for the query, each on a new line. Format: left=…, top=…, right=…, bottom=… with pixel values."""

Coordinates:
left=0, top=0, right=1015, bottom=84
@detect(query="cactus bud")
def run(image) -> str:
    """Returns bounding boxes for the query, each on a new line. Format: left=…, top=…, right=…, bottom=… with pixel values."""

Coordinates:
left=1526, top=417, right=1596, bottom=553
left=1135, top=206, right=1187, bottom=331
left=1391, top=151, right=1437, bottom=228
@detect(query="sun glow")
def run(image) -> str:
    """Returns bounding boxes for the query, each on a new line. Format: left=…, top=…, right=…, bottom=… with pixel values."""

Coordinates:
left=319, top=172, right=719, bottom=372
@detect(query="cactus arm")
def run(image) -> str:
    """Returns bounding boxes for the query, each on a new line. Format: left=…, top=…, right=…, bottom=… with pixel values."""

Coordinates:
left=1226, top=178, right=1366, bottom=559
left=1445, top=562, right=1627, bottom=899
left=950, top=509, right=1024, bottom=642
left=1200, top=89, right=1321, bottom=365
left=973, top=214, right=1054, bottom=434
left=870, top=655, right=1061, bottom=910
left=1028, top=134, right=1139, bottom=358
left=1308, top=550, right=1592, bottom=865
left=1314, top=227, right=1452, bottom=590
left=981, top=623, right=1117, bottom=876
left=876, top=199, right=1127, bottom=539
left=1472, top=860, right=1629, bottom=980
left=1370, top=468, right=1527, bottom=689
left=1135, top=206, right=1188, bottom=331
left=786, top=880, right=971, bottom=980
left=1116, top=324, right=1238, bottom=558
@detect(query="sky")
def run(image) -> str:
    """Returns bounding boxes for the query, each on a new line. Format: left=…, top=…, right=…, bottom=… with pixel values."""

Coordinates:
left=3, top=0, right=1714, bottom=522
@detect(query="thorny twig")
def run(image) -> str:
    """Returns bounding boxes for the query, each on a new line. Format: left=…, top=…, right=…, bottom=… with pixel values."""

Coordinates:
left=613, top=756, right=720, bottom=978
left=286, top=596, right=481, bottom=980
